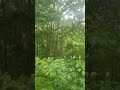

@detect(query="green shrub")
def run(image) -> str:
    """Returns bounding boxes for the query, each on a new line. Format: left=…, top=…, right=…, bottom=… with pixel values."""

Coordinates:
left=35, top=57, right=85, bottom=90
left=0, top=73, right=34, bottom=90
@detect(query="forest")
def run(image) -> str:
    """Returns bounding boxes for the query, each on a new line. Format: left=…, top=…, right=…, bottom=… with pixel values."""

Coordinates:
left=35, top=0, right=85, bottom=90
left=0, top=0, right=120, bottom=90
left=86, top=0, right=120, bottom=89
left=0, top=0, right=85, bottom=89
left=0, top=0, right=34, bottom=89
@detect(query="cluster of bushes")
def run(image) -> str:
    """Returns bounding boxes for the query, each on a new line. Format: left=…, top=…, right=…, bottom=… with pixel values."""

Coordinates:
left=87, top=80, right=120, bottom=90
left=0, top=73, right=34, bottom=90
left=35, top=57, right=85, bottom=90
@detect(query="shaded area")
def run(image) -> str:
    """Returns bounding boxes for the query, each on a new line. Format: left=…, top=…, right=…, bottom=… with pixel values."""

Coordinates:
left=0, top=0, right=35, bottom=89
left=86, top=0, right=120, bottom=89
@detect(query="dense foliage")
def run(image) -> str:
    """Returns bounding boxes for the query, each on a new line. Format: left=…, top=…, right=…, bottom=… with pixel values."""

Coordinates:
left=36, top=57, right=85, bottom=90
left=0, top=0, right=34, bottom=76
left=0, top=73, right=34, bottom=90
left=35, top=0, right=85, bottom=90
left=0, top=0, right=34, bottom=89
left=86, top=0, right=120, bottom=89
left=0, top=0, right=120, bottom=89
